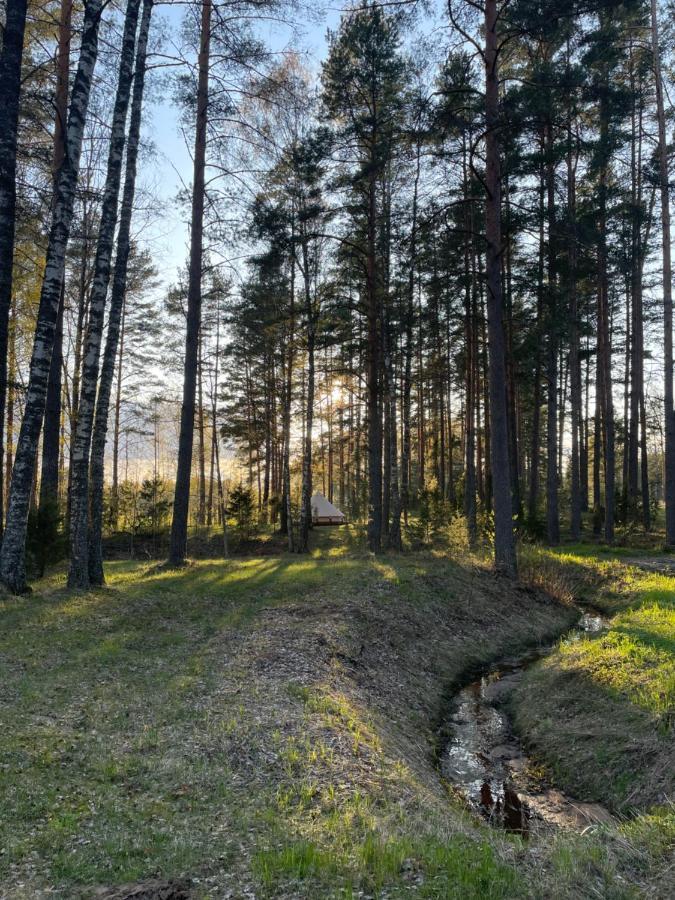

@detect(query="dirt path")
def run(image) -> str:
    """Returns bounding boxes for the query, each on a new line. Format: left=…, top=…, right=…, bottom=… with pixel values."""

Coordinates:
left=622, top=555, right=675, bottom=574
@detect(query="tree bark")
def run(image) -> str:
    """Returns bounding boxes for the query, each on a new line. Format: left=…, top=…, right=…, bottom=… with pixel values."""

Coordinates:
left=597, top=37, right=615, bottom=544
left=462, top=138, right=477, bottom=544
left=366, top=169, right=382, bottom=552
left=0, top=0, right=105, bottom=593
left=545, top=121, right=560, bottom=545
left=68, top=0, right=142, bottom=588
left=651, top=0, right=675, bottom=545
left=88, top=0, right=153, bottom=584
left=528, top=143, right=545, bottom=526
left=111, top=298, right=125, bottom=530
left=283, top=221, right=295, bottom=552
left=483, top=0, right=516, bottom=576
left=0, top=0, right=28, bottom=540
left=298, top=239, right=315, bottom=553
left=568, top=121, right=582, bottom=540
left=393, top=141, right=419, bottom=538
left=197, top=331, right=207, bottom=526
left=39, top=0, right=73, bottom=521
left=168, top=0, right=211, bottom=565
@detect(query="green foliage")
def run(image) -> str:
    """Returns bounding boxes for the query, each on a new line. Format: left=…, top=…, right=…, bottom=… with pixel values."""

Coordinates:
left=112, top=478, right=169, bottom=536
left=322, top=1, right=406, bottom=182
left=137, top=476, right=171, bottom=534
left=406, top=485, right=453, bottom=546
left=446, top=514, right=471, bottom=554
left=227, top=483, right=257, bottom=541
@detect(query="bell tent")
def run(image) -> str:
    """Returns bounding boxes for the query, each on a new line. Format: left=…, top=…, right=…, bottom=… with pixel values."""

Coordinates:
left=310, top=492, right=346, bottom=526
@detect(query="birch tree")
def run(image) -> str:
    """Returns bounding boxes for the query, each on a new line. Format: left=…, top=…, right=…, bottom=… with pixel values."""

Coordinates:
left=68, top=0, right=143, bottom=588
left=88, top=0, right=154, bottom=585
left=0, top=0, right=105, bottom=594
left=0, top=0, right=28, bottom=537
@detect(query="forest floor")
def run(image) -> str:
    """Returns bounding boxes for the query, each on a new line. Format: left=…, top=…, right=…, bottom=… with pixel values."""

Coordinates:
left=0, top=529, right=673, bottom=898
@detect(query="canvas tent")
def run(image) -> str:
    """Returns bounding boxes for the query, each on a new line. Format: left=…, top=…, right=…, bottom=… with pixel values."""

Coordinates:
left=311, top=492, right=346, bottom=526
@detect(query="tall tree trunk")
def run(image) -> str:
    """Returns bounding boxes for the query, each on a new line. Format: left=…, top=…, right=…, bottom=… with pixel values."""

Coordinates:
left=528, top=145, right=545, bottom=526
left=392, top=139, right=419, bottom=538
left=211, top=295, right=227, bottom=555
left=417, top=294, right=425, bottom=494
left=366, top=170, right=382, bottom=552
left=483, top=0, right=516, bottom=576
left=598, top=45, right=615, bottom=544
left=503, top=174, right=520, bottom=521
left=283, top=227, right=295, bottom=552
left=168, top=0, right=211, bottom=565
left=0, top=0, right=28, bottom=540
left=480, top=286, right=492, bottom=511
left=68, top=0, right=141, bottom=588
left=568, top=121, right=582, bottom=540
left=0, top=0, right=104, bottom=593
left=462, top=137, right=478, bottom=544
left=39, top=0, right=73, bottom=522
left=5, top=304, right=16, bottom=520
left=581, top=334, right=590, bottom=512
left=298, top=239, right=315, bottom=553
left=385, top=314, right=401, bottom=549
left=545, top=122, right=560, bottom=545
left=593, top=345, right=602, bottom=534
left=111, top=298, right=126, bottom=530
left=214, top=428, right=228, bottom=556
left=197, top=331, right=206, bottom=526
left=65, top=231, right=89, bottom=539
left=651, top=0, right=675, bottom=545
left=88, top=0, right=153, bottom=584
left=627, top=47, right=641, bottom=517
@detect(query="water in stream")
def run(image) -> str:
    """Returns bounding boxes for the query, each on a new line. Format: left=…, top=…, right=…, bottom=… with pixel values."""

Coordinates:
left=440, top=612, right=615, bottom=835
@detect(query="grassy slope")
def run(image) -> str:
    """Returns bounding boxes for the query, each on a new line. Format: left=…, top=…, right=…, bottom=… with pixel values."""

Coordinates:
left=511, top=547, right=674, bottom=867
left=0, top=533, right=671, bottom=898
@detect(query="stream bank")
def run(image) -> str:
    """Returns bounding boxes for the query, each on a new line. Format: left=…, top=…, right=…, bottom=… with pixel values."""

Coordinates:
left=439, top=609, right=616, bottom=837
left=509, top=551, right=675, bottom=817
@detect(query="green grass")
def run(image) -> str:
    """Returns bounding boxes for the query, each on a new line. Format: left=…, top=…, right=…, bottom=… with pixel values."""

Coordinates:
left=512, top=546, right=675, bottom=813
left=0, top=552, right=532, bottom=897
left=253, top=832, right=520, bottom=899
left=0, top=542, right=672, bottom=897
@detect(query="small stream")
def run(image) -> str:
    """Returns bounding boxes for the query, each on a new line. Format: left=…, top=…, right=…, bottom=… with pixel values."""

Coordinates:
left=440, top=612, right=615, bottom=836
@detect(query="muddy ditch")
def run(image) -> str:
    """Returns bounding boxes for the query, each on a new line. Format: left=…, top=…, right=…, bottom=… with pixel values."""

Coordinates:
left=438, top=609, right=616, bottom=837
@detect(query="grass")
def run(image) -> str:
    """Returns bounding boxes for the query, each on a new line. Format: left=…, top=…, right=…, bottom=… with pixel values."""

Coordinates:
left=511, top=546, right=675, bottom=814
left=253, top=832, right=520, bottom=898
left=0, top=532, right=672, bottom=897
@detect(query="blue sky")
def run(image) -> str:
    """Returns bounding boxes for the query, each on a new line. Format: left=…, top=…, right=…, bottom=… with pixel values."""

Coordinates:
left=142, top=3, right=342, bottom=292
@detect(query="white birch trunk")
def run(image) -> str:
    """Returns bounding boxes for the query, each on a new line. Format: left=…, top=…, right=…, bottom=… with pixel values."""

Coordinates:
left=0, top=0, right=105, bottom=593
left=68, top=0, right=142, bottom=588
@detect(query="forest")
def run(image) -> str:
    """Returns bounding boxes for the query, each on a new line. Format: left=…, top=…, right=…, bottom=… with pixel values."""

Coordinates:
left=0, top=0, right=673, bottom=898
